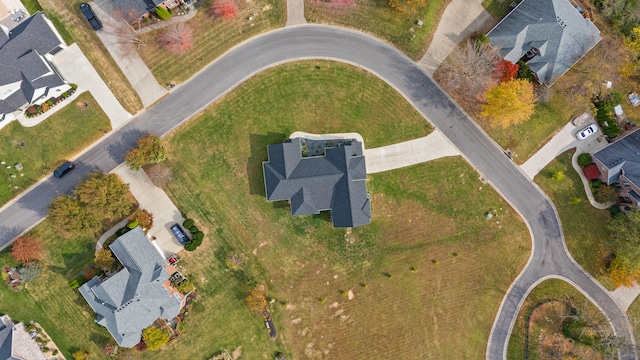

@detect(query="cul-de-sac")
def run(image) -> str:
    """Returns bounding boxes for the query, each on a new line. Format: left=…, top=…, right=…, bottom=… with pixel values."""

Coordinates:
left=2, top=0, right=640, bottom=358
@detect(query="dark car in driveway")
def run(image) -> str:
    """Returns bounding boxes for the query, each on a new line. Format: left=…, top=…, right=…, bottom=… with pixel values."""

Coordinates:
left=53, top=161, right=75, bottom=178
left=170, top=224, right=189, bottom=245
left=80, top=3, right=102, bottom=31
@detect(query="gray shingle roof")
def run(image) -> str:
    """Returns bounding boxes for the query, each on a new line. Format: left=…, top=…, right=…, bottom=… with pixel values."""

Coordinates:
left=593, top=129, right=640, bottom=185
left=0, top=12, right=66, bottom=120
left=112, top=0, right=165, bottom=20
left=0, top=315, right=13, bottom=360
left=487, top=0, right=601, bottom=86
left=263, top=138, right=372, bottom=228
left=79, top=227, right=182, bottom=348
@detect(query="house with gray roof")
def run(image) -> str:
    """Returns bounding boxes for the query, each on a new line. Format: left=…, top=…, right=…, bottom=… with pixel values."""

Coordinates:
left=262, top=137, right=372, bottom=228
left=112, top=0, right=182, bottom=21
left=0, top=12, right=69, bottom=123
left=593, top=129, right=640, bottom=206
left=0, top=315, right=46, bottom=360
left=79, top=227, right=184, bottom=348
left=487, top=0, right=601, bottom=86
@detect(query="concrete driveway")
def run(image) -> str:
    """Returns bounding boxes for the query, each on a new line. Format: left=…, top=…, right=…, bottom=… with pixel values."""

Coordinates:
left=520, top=121, right=607, bottom=179
left=51, top=43, right=132, bottom=129
left=90, top=0, right=168, bottom=108
left=114, top=165, right=185, bottom=256
left=418, top=0, right=494, bottom=75
left=364, top=131, right=460, bottom=173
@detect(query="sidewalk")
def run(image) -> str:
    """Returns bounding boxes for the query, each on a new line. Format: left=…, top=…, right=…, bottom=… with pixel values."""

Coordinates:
left=418, top=0, right=493, bottom=75
left=51, top=44, right=132, bottom=129
left=91, top=0, right=168, bottom=108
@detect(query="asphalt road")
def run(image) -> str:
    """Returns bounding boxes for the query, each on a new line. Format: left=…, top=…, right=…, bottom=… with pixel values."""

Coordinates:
left=0, top=25, right=635, bottom=359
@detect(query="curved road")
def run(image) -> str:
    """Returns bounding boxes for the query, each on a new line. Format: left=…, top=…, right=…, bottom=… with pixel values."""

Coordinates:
left=0, top=25, right=635, bottom=359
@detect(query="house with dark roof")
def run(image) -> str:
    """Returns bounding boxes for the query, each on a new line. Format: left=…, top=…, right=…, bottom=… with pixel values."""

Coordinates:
left=0, top=12, right=69, bottom=123
left=262, top=137, right=372, bottom=228
left=79, top=227, right=185, bottom=348
left=112, top=0, right=182, bottom=21
left=0, top=315, right=47, bottom=360
left=593, top=129, right=640, bottom=206
left=487, top=0, right=601, bottom=86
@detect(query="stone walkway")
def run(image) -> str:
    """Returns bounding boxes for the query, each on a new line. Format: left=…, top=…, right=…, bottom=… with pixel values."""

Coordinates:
left=418, top=0, right=493, bottom=75
left=286, top=0, right=306, bottom=26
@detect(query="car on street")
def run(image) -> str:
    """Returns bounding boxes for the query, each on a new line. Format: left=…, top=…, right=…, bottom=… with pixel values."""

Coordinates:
left=80, top=3, right=102, bottom=31
left=53, top=161, right=75, bottom=178
left=577, top=124, right=598, bottom=140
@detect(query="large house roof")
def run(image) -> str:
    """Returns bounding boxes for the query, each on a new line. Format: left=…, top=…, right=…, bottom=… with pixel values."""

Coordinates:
left=487, top=0, right=601, bottom=86
left=0, top=12, right=66, bottom=119
left=263, top=138, right=371, bottom=228
left=79, top=227, right=182, bottom=348
left=593, top=129, right=640, bottom=186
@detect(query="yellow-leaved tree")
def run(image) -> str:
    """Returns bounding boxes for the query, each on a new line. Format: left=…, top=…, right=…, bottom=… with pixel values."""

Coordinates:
left=481, top=79, right=536, bottom=128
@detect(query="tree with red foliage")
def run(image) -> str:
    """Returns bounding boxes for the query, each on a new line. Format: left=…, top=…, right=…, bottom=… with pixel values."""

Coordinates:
left=495, top=58, right=519, bottom=83
left=211, top=0, right=238, bottom=19
left=11, top=235, right=42, bottom=264
left=157, top=23, right=193, bottom=54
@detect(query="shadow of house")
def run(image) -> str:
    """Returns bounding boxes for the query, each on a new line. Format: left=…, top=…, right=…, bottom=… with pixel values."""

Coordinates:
left=262, top=137, right=371, bottom=228
left=247, top=133, right=285, bottom=196
left=487, top=0, right=601, bottom=86
left=78, top=227, right=184, bottom=348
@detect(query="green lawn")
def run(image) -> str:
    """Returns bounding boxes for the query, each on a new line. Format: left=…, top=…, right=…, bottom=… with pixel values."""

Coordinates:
left=305, top=0, right=448, bottom=59
left=0, top=61, right=530, bottom=359
left=507, top=279, right=608, bottom=359
left=535, top=151, right=614, bottom=289
left=138, top=0, right=285, bottom=86
left=0, top=92, right=111, bottom=207
left=154, top=61, right=529, bottom=358
left=486, top=92, right=574, bottom=164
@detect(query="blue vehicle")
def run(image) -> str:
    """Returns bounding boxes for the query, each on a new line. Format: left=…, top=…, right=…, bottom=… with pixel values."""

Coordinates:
left=53, top=161, right=74, bottom=178
left=170, top=224, right=189, bottom=244
left=80, top=3, right=102, bottom=31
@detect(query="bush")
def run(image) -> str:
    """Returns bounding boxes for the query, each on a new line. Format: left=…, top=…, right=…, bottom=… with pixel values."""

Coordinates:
left=127, top=221, right=139, bottom=229
left=184, top=241, right=198, bottom=251
left=577, top=153, right=593, bottom=167
left=155, top=6, right=171, bottom=20
left=182, top=219, right=194, bottom=229
left=142, top=326, right=170, bottom=350
left=68, top=276, right=85, bottom=289
left=471, top=33, right=489, bottom=47
left=115, top=226, right=131, bottom=237
left=176, top=280, right=195, bottom=293
left=53, top=350, right=58, bottom=355
left=516, top=61, right=535, bottom=82
left=553, top=171, right=565, bottom=181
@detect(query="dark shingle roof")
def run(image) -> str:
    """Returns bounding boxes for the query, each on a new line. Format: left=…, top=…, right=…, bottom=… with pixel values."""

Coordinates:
left=487, top=0, right=601, bottom=85
left=0, top=316, right=13, bottom=360
left=0, top=12, right=66, bottom=119
left=593, top=129, right=640, bottom=185
left=112, top=0, right=163, bottom=20
left=79, top=227, right=182, bottom=348
left=263, top=138, right=372, bottom=228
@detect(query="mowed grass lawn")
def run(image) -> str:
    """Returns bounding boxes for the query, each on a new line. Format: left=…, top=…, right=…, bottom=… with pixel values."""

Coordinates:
left=535, top=151, right=614, bottom=289
left=138, top=0, right=285, bottom=87
left=0, top=92, right=111, bottom=206
left=305, top=0, right=448, bottom=59
left=507, top=279, right=607, bottom=359
left=157, top=61, right=530, bottom=358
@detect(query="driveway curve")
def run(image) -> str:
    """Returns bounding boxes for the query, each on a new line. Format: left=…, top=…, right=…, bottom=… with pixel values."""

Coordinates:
left=0, top=25, right=634, bottom=359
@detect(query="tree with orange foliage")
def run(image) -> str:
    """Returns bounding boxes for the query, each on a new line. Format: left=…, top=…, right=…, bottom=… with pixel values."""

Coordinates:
left=157, top=23, right=193, bottom=54
left=11, top=235, right=42, bottom=264
left=495, top=58, right=519, bottom=83
left=211, top=0, right=238, bottom=19
left=246, top=285, right=268, bottom=316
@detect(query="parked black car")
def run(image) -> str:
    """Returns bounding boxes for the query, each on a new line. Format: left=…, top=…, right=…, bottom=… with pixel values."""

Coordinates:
left=170, top=224, right=189, bottom=245
left=80, top=3, right=102, bottom=31
left=53, top=161, right=74, bottom=178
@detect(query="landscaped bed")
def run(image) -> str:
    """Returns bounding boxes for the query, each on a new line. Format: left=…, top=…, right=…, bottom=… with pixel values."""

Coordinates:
left=0, top=92, right=111, bottom=206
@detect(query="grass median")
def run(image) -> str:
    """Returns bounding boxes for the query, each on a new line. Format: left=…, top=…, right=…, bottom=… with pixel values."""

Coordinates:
left=0, top=92, right=111, bottom=207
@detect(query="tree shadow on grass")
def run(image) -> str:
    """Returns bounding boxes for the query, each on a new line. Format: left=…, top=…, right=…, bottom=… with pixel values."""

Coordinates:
left=247, top=132, right=285, bottom=197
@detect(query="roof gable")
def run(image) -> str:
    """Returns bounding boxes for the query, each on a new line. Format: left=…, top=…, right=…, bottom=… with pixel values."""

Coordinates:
left=487, top=0, right=601, bottom=85
left=263, top=138, right=372, bottom=228
left=594, top=129, right=640, bottom=185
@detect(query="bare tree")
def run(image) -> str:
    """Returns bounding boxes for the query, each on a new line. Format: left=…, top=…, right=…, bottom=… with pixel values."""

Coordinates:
left=157, top=23, right=193, bottom=54
left=112, top=9, right=148, bottom=56
left=436, top=40, right=500, bottom=103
